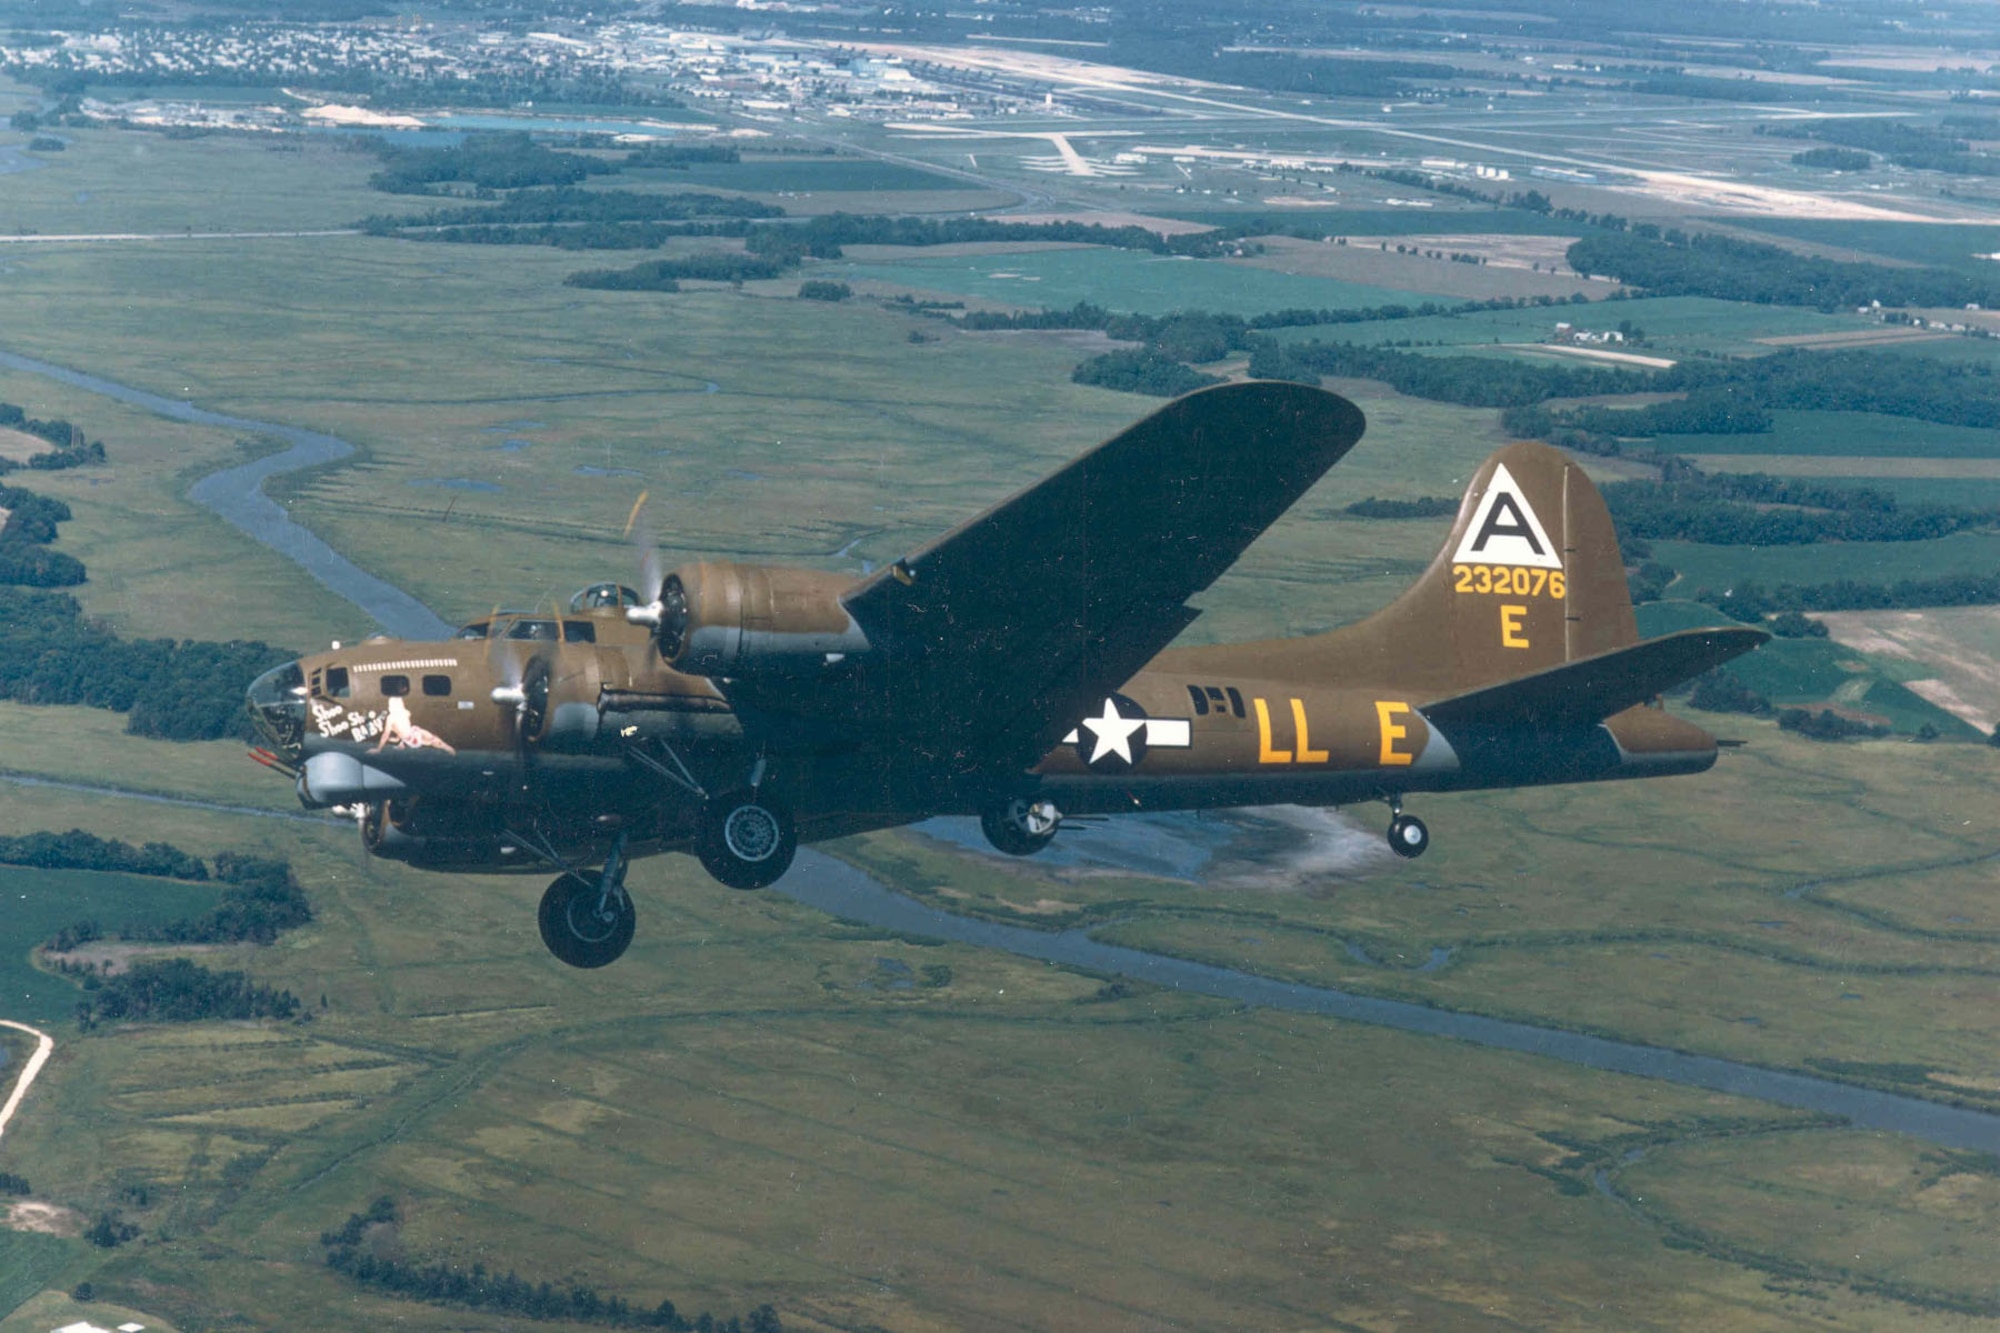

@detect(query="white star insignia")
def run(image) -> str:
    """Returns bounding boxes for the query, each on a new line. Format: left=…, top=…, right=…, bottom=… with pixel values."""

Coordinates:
left=1078, top=697, right=1146, bottom=765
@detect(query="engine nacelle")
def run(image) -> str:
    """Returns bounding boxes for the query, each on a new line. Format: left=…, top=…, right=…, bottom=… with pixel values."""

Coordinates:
left=299, top=751, right=407, bottom=808
left=657, top=561, right=871, bottom=678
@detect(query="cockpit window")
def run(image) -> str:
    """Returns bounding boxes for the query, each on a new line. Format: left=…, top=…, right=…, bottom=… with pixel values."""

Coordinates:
left=422, top=674, right=453, bottom=697
left=504, top=619, right=560, bottom=641
left=380, top=674, right=411, bottom=697
left=455, top=622, right=490, bottom=640
left=563, top=620, right=596, bottom=644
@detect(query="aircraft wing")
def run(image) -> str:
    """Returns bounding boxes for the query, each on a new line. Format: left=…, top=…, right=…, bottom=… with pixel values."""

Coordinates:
left=1420, top=627, right=1770, bottom=733
left=750, top=382, right=1366, bottom=771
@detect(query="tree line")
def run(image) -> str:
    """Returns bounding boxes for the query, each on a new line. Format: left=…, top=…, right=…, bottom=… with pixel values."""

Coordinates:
left=1262, top=337, right=2000, bottom=433
left=0, top=482, right=87, bottom=587
left=1071, top=348, right=1222, bottom=398
left=367, top=186, right=780, bottom=229
left=0, top=401, right=108, bottom=474
left=1566, top=230, right=2000, bottom=311
left=0, top=827, right=208, bottom=880
left=0, top=586, right=293, bottom=741
left=1693, top=574, right=2000, bottom=616
left=1345, top=496, right=1458, bottom=519
left=323, top=1196, right=783, bottom=1333
left=565, top=253, right=794, bottom=291
left=74, top=957, right=301, bottom=1029
left=1759, top=119, right=2000, bottom=178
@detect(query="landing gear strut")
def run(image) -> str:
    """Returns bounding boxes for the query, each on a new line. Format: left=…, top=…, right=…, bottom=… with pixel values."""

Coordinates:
left=1383, top=795, right=1429, bottom=860
left=981, top=796, right=1061, bottom=857
left=698, top=788, right=797, bottom=889
left=538, top=833, right=636, bottom=969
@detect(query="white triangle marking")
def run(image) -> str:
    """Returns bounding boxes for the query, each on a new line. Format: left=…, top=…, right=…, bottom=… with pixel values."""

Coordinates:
left=1451, top=462, right=1562, bottom=570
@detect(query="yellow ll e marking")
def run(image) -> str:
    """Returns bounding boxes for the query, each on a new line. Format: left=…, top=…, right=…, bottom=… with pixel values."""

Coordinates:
left=1375, top=701, right=1415, bottom=766
left=1291, top=698, right=1329, bottom=764
left=1500, top=603, right=1530, bottom=649
left=1254, top=698, right=1291, bottom=765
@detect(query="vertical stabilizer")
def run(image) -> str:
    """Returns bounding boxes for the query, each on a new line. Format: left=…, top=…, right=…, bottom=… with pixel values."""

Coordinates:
left=1169, top=441, right=1639, bottom=696
left=1363, top=439, right=1637, bottom=693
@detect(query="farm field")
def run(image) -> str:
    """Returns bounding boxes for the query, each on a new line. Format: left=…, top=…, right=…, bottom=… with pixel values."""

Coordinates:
left=1655, top=531, right=2000, bottom=591
left=0, top=1235, right=79, bottom=1324
left=819, top=245, right=1444, bottom=314
left=1661, top=410, right=2000, bottom=461
left=1818, top=605, right=2000, bottom=733
left=0, top=865, right=224, bottom=1024
left=0, top=126, right=382, bottom=235
left=1271, top=295, right=1875, bottom=354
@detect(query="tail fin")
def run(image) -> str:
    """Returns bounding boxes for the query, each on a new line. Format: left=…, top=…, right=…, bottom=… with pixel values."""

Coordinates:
left=1184, top=441, right=1641, bottom=697
left=1392, top=438, right=1638, bottom=690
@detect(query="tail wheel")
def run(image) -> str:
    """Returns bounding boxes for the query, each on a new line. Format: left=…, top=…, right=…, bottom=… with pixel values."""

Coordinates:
left=981, top=797, right=1060, bottom=857
left=1388, top=813, right=1430, bottom=859
left=698, top=789, right=797, bottom=890
left=538, top=872, right=636, bottom=969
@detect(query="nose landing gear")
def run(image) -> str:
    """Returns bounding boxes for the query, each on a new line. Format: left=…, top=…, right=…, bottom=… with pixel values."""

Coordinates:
left=537, top=833, right=636, bottom=969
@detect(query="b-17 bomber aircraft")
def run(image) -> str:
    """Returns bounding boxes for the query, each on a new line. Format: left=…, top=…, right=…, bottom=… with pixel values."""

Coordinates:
left=245, top=383, right=1765, bottom=968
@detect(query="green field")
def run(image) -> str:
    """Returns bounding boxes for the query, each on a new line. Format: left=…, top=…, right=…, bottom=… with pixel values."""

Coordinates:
left=1656, top=530, right=2000, bottom=590
left=1730, top=217, right=2000, bottom=269
left=823, top=245, right=1441, bottom=315
left=1722, top=475, right=2000, bottom=509
left=1272, top=295, right=1868, bottom=354
left=0, top=1234, right=80, bottom=1321
left=0, top=127, right=383, bottom=235
left=626, top=156, right=969, bottom=192
left=0, top=865, right=224, bottom=1024
left=1661, top=410, right=2000, bottom=461
left=1170, top=206, right=1593, bottom=236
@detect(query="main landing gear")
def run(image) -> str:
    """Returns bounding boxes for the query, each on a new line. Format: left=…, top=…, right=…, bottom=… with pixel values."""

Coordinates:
left=697, top=788, right=798, bottom=889
left=981, top=796, right=1061, bottom=857
left=1383, top=795, right=1429, bottom=860
left=538, top=832, right=636, bottom=969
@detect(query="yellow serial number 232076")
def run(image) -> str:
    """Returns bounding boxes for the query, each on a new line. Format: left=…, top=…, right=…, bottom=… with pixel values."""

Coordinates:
left=1452, top=564, right=1566, bottom=599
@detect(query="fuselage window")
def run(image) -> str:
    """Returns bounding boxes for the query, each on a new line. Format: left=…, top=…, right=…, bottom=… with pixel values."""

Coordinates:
left=381, top=674, right=411, bottom=697
left=504, top=619, right=559, bottom=642
left=455, top=622, right=490, bottom=640
left=1186, top=684, right=1209, bottom=716
left=422, top=674, right=452, bottom=697
left=1224, top=687, right=1245, bottom=719
left=324, top=667, right=350, bottom=699
left=563, top=620, right=596, bottom=644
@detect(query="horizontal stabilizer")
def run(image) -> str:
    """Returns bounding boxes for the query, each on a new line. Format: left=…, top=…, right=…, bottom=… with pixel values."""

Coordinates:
left=1422, top=627, right=1769, bottom=732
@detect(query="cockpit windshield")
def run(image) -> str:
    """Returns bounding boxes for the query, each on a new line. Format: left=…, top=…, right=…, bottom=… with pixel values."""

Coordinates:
left=570, top=583, right=641, bottom=612
left=453, top=614, right=560, bottom=641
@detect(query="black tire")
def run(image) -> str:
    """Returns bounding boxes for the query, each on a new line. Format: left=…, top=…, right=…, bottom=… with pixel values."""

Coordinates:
left=697, top=789, right=797, bottom=890
left=980, top=797, right=1059, bottom=857
left=538, top=872, right=635, bottom=969
left=1387, top=813, right=1430, bottom=860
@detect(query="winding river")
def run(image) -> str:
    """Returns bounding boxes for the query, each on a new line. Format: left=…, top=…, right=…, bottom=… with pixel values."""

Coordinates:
left=0, top=349, right=452, bottom=641
left=10, top=345, right=2000, bottom=1152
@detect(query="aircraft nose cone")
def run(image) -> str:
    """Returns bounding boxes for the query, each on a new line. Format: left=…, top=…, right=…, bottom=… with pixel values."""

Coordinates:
left=246, top=660, right=307, bottom=759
